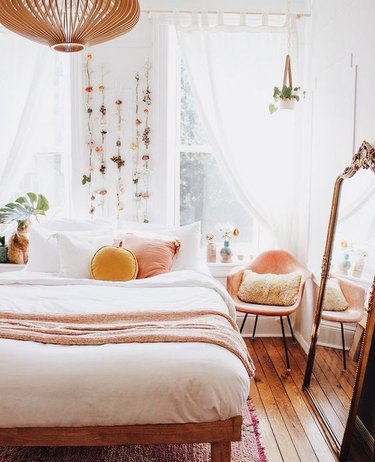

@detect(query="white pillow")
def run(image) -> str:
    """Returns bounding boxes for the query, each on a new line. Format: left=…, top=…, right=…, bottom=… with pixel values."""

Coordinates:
left=55, top=233, right=114, bottom=278
left=27, top=222, right=114, bottom=273
left=117, top=222, right=201, bottom=272
left=35, top=217, right=116, bottom=231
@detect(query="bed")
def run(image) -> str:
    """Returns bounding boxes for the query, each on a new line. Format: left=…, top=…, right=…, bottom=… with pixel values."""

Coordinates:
left=0, top=269, right=253, bottom=462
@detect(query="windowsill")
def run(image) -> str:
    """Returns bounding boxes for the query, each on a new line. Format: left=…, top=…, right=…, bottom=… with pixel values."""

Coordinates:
left=207, top=260, right=249, bottom=278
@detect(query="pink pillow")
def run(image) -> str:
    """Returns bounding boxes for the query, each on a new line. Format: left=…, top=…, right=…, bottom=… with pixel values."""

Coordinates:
left=120, top=234, right=180, bottom=279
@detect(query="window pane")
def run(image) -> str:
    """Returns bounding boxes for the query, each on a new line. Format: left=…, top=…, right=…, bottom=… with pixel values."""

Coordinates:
left=180, top=62, right=208, bottom=146
left=18, top=152, right=66, bottom=216
left=180, top=152, right=254, bottom=245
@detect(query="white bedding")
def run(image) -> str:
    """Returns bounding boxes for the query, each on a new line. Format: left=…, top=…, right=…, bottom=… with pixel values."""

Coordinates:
left=0, top=270, right=250, bottom=428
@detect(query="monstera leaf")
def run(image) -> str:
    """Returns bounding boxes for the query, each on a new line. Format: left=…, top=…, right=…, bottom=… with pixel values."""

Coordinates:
left=0, top=193, right=49, bottom=224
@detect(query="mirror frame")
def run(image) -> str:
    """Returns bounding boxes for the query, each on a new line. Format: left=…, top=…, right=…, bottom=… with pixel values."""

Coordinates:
left=303, top=140, right=375, bottom=459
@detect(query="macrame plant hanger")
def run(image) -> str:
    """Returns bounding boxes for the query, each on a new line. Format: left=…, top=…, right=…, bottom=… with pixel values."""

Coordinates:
left=283, top=0, right=293, bottom=90
left=283, top=53, right=293, bottom=90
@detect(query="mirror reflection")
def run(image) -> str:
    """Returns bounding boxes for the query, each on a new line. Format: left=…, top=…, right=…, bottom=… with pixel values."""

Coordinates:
left=305, top=164, right=375, bottom=450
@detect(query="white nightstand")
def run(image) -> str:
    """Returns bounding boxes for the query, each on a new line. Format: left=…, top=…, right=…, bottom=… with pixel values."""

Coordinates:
left=0, top=263, right=26, bottom=273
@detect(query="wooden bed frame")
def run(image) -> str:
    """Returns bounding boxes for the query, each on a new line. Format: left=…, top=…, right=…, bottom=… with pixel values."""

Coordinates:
left=0, top=416, right=242, bottom=462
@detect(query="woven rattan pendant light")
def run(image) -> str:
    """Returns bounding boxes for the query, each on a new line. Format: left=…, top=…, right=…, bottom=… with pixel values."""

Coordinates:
left=0, top=0, right=140, bottom=52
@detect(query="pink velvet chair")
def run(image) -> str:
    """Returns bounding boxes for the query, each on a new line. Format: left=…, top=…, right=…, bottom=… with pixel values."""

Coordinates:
left=227, top=250, right=311, bottom=370
left=321, top=276, right=366, bottom=370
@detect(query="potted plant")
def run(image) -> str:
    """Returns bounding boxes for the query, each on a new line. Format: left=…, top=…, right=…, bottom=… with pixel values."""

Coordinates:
left=0, top=193, right=49, bottom=264
left=269, top=85, right=305, bottom=114
left=269, top=54, right=305, bottom=114
left=0, top=236, right=7, bottom=263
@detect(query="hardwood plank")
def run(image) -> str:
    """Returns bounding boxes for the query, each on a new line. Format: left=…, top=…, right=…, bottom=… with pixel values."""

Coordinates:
left=255, top=339, right=319, bottom=461
left=247, top=339, right=300, bottom=462
left=248, top=342, right=284, bottom=462
left=268, top=338, right=337, bottom=462
left=315, top=346, right=353, bottom=407
left=317, top=346, right=355, bottom=392
left=288, top=339, right=346, bottom=438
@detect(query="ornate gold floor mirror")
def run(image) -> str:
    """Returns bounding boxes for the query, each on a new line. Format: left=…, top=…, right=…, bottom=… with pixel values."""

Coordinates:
left=303, top=141, right=375, bottom=461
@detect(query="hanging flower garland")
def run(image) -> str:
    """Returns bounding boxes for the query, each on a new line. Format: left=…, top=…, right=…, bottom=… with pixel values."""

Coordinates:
left=111, top=99, right=126, bottom=219
left=132, top=60, right=152, bottom=223
left=82, top=52, right=96, bottom=215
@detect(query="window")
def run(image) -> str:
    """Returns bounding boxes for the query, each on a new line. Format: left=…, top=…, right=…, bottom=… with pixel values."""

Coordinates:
left=178, top=60, right=256, bottom=254
left=16, top=53, right=70, bottom=216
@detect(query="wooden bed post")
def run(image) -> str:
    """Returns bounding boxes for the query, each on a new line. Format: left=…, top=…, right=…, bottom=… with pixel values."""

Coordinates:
left=211, top=441, right=231, bottom=462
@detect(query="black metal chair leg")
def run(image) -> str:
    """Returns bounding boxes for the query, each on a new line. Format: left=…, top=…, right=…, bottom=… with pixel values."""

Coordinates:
left=287, top=315, right=296, bottom=344
left=240, top=313, right=248, bottom=333
left=252, top=315, right=259, bottom=340
left=280, top=316, right=291, bottom=370
left=340, top=322, right=347, bottom=371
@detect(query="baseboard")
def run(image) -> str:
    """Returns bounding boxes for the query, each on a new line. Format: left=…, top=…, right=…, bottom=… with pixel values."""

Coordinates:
left=355, top=416, right=374, bottom=460
left=317, top=322, right=355, bottom=350
left=295, top=331, right=309, bottom=354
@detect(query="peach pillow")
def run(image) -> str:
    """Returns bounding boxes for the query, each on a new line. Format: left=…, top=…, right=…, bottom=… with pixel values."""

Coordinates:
left=120, top=234, right=180, bottom=279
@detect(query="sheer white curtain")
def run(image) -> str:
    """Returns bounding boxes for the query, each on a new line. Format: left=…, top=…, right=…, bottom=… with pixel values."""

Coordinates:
left=176, top=15, right=306, bottom=254
left=0, top=32, right=58, bottom=204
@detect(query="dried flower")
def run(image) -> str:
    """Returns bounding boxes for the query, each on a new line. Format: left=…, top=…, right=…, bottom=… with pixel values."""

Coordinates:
left=142, top=154, right=150, bottom=161
left=135, top=118, right=142, bottom=126
left=130, top=143, right=137, bottom=151
left=85, top=86, right=93, bottom=93
left=142, top=192, right=150, bottom=199
left=95, top=146, right=104, bottom=153
left=115, top=99, right=123, bottom=105
left=205, top=233, right=214, bottom=242
left=116, top=139, right=122, bottom=147
left=87, top=107, right=93, bottom=114
left=111, top=155, right=125, bottom=169
left=98, top=84, right=105, bottom=92
left=88, top=165, right=95, bottom=173
left=86, top=53, right=93, bottom=60
left=144, top=108, right=149, bottom=114
left=99, top=164, right=106, bottom=175
left=99, top=189, right=107, bottom=196
left=100, top=105, right=107, bottom=116
left=142, top=126, right=151, bottom=148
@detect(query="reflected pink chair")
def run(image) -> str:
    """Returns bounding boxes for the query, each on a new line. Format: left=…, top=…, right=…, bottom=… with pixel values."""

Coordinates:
left=227, top=250, right=311, bottom=370
left=321, top=276, right=366, bottom=370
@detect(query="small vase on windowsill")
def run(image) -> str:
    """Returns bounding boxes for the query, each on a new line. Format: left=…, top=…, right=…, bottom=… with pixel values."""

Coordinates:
left=220, top=240, right=233, bottom=263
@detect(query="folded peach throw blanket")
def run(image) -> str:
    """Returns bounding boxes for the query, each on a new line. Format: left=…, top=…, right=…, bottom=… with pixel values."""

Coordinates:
left=0, top=310, right=255, bottom=378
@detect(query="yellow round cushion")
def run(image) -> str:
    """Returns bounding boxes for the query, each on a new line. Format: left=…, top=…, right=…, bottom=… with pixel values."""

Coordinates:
left=90, top=246, right=138, bottom=282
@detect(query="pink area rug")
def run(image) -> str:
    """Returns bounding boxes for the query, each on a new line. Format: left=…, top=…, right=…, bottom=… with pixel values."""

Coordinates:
left=0, top=401, right=267, bottom=462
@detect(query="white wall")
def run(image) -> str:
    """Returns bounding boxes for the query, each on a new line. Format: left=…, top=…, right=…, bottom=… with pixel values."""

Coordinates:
left=296, top=0, right=375, bottom=344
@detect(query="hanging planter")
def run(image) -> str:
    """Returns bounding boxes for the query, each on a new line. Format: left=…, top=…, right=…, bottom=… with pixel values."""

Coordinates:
left=269, top=54, right=305, bottom=114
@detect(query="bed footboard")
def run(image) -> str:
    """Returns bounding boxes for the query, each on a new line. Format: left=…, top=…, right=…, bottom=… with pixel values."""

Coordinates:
left=0, top=415, right=242, bottom=462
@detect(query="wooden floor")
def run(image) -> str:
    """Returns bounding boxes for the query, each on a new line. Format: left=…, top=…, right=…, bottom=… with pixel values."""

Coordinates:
left=247, top=337, right=338, bottom=462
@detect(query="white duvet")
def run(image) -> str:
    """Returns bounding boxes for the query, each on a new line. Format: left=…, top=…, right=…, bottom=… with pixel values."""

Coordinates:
left=0, top=270, right=250, bottom=428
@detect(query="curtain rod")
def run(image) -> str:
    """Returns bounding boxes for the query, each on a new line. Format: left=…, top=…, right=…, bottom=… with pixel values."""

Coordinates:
left=141, top=9, right=311, bottom=17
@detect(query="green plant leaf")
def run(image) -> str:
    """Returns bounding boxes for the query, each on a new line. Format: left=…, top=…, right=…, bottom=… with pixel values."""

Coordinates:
left=273, top=86, right=281, bottom=99
left=269, top=103, right=278, bottom=114
left=82, top=174, right=91, bottom=185
left=27, top=192, right=37, bottom=208
left=0, top=192, right=49, bottom=224
left=36, top=194, right=49, bottom=213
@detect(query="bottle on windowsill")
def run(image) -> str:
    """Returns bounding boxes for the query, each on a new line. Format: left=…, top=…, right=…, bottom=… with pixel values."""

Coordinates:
left=205, top=233, right=217, bottom=263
